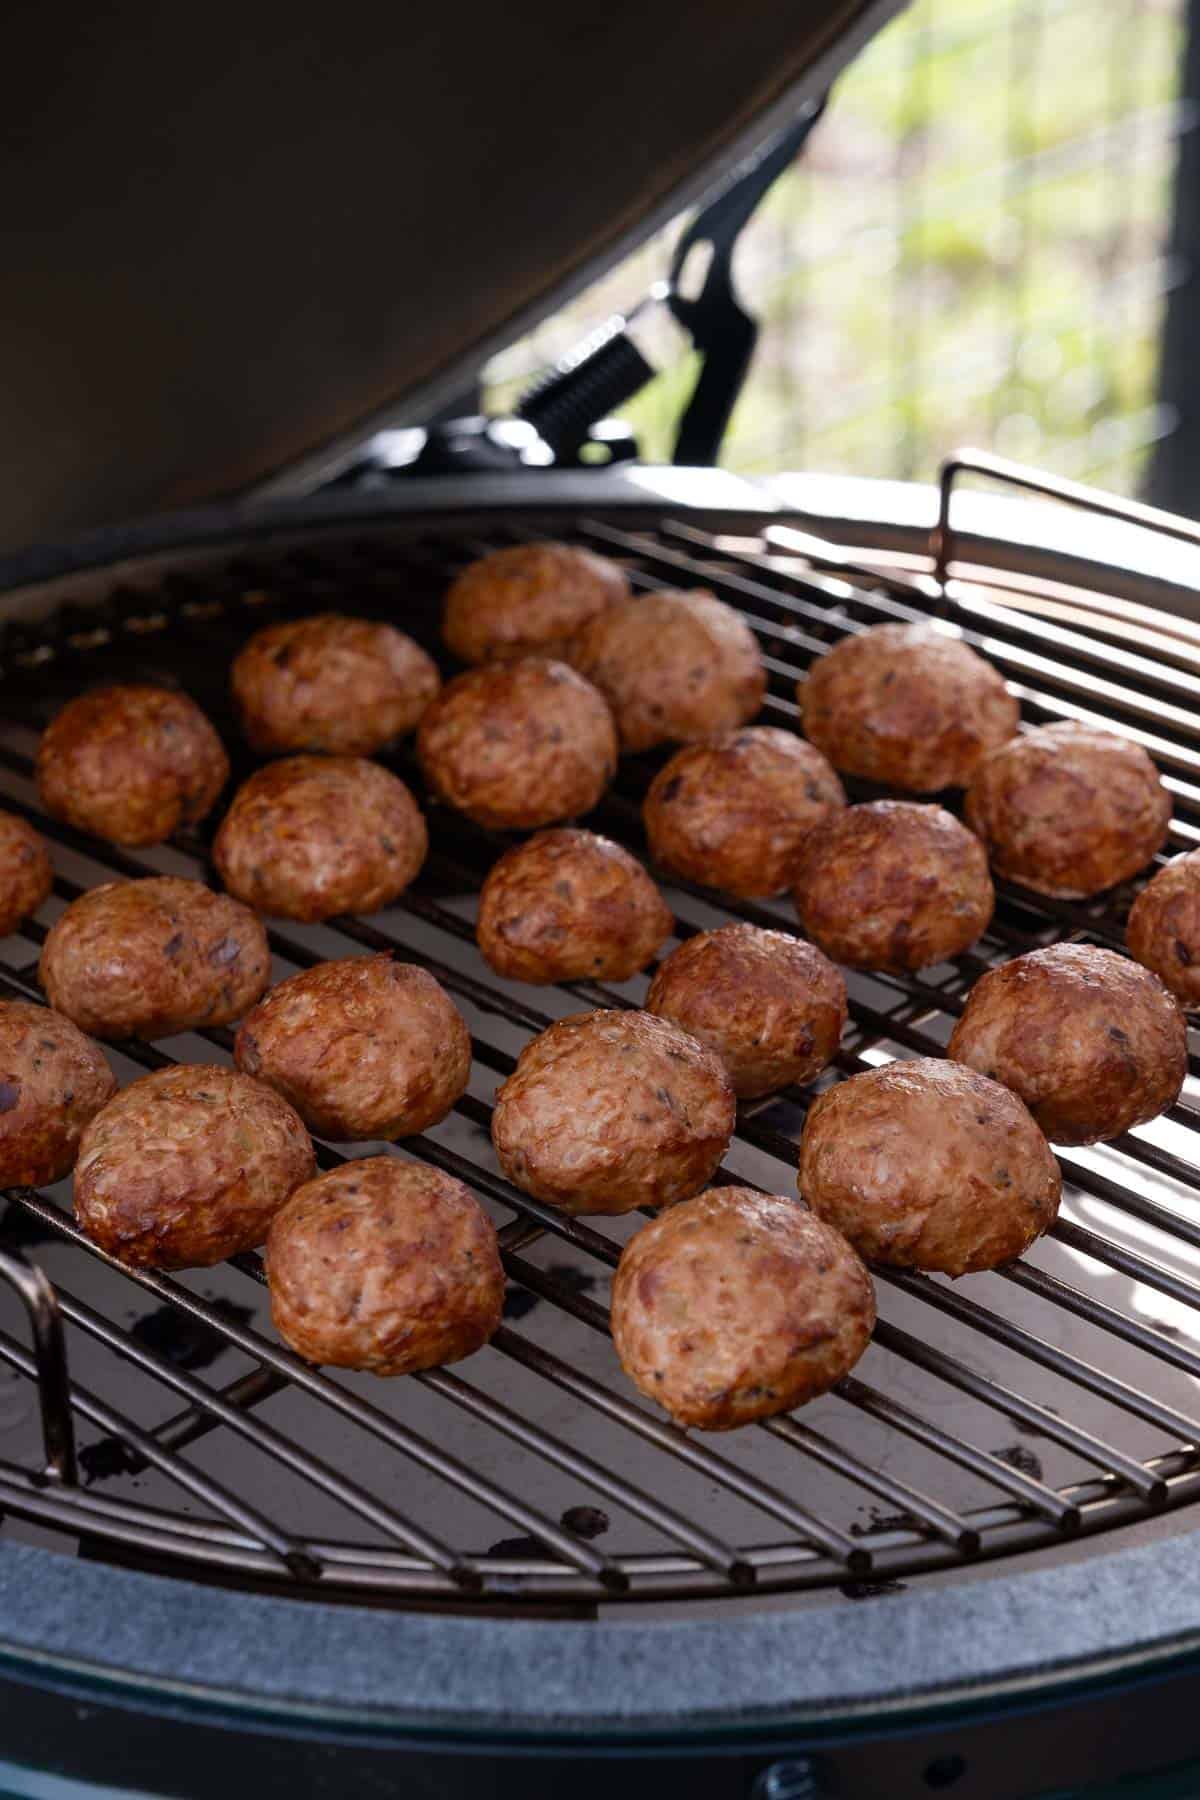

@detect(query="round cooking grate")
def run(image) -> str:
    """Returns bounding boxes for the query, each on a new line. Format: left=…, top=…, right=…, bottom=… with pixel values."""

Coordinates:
left=0, top=500, right=1198, bottom=1605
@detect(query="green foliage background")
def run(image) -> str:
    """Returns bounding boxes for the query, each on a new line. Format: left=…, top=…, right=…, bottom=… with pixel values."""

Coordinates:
left=487, top=0, right=1184, bottom=497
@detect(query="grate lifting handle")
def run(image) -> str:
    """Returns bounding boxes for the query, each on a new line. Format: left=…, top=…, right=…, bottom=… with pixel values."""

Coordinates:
left=933, top=448, right=1200, bottom=589
left=0, top=1231, right=76, bottom=1486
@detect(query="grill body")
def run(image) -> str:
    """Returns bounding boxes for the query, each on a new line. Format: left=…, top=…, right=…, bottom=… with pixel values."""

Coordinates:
left=3, top=468, right=1200, bottom=1793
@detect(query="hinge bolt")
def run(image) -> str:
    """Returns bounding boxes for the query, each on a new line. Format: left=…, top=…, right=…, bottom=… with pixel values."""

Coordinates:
left=751, top=1759, right=820, bottom=1800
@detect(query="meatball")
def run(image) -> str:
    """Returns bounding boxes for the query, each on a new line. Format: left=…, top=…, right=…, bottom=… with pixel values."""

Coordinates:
left=40, top=878, right=270, bottom=1040
left=36, top=684, right=229, bottom=847
left=236, top=954, right=471, bottom=1141
left=947, top=944, right=1186, bottom=1145
left=75, top=1065, right=314, bottom=1269
left=643, top=728, right=845, bottom=900
left=213, top=755, right=427, bottom=921
left=266, top=1156, right=504, bottom=1374
left=443, top=541, right=629, bottom=665
left=492, top=1010, right=735, bottom=1215
left=792, top=801, right=994, bottom=972
left=964, top=721, right=1171, bottom=899
left=0, top=811, right=52, bottom=937
left=799, top=1057, right=1061, bottom=1275
left=0, top=1001, right=116, bottom=1187
left=1128, top=850, right=1200, bottom=1007
left=477, top=829, right=672, bottom=985
left=646, top=924, right=846, bottom=1099
left=567, top=589, right=766, bottom=753
left=417, top=658, right=616, bottom=830
left=231, top=613, right=440, bottom=756
left=611, top=1189, right=874, bottom=1430
left=798, top=623, right=1018, bottom=792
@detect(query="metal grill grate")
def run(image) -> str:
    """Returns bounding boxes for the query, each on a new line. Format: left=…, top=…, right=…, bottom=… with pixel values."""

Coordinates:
left=1, top=475, right=1200, bottom=1606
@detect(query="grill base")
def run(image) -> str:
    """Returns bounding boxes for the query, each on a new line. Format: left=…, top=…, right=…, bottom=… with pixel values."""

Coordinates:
left=4, top=1527, right=1200, bottom=1797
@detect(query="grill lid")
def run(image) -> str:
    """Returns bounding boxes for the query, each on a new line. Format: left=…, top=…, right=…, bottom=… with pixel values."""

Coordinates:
left=2, top=0, right=903, bottom=552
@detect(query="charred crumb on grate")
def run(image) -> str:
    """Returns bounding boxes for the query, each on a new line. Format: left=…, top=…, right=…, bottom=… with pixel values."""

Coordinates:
left=561, top=1504, right=610, bottom=1539
left=486, top=1534, right=547, bottom=1559
left=850, top=1508, right=916, bottom=1537
left=130, top=1299, right=255, bottom=1371
left=994, top=1443, right=1044, bottom=1480
left=79, top=1436, right=142, bottom=1484
left=839, top=1578, right=907, bottom=1600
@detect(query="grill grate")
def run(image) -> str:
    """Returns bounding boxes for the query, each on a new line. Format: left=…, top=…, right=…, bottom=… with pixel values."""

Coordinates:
left=1, top=478, right=1199, bottom=1604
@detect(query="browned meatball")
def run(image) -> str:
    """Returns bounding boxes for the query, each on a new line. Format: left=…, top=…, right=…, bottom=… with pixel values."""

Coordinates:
left=964, top=721, right=1171, bottom=898
left=266, top=1156, right=504, bottom=1374
left=492, top=1010, right=735, bottom=1215
left=36, top=685, right=229, bottom=847
left=231, top=613, right=440, bottom=756
left=417, top=658, right=616, bottom=830
left=236, top=955, right=471, bottom=1140
left=799, top=1058, right=1061, bottom=1275
left=443, top=542, right=629, bottom=665
left=0, top=1001, right=116, bottom=1187
left=1128, top=850, right=1200, bottom=1007
left=75, top=1065, right=314, bottom=1269
left=611, top=1189, right=874, bottom=1430
left=40, top=878, right=270, bottom=1040
left=213, top=756, right=427, bottom=921
left=798, top=623, right=1018, bottom=792
left=0, top=811, right=52, bottom=937
left=477, top=829, right=672, bottom=984
left=567, top=589, right=766, bottom=752
left=646, top=924, right=846, bottom=1099
left=947, top=944, right=1186, bottom=1145
left=643, top=728, right=845, bottom=900
left=792, top=801, right=994, bottom=972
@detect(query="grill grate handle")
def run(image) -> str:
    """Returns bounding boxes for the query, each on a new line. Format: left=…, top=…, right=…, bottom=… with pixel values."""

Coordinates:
left=0, top=1236, right=75, bottom=1486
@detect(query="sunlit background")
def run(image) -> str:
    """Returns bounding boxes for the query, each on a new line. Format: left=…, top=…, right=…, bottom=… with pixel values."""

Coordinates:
left=486, top=0, right=1190, bottom=496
